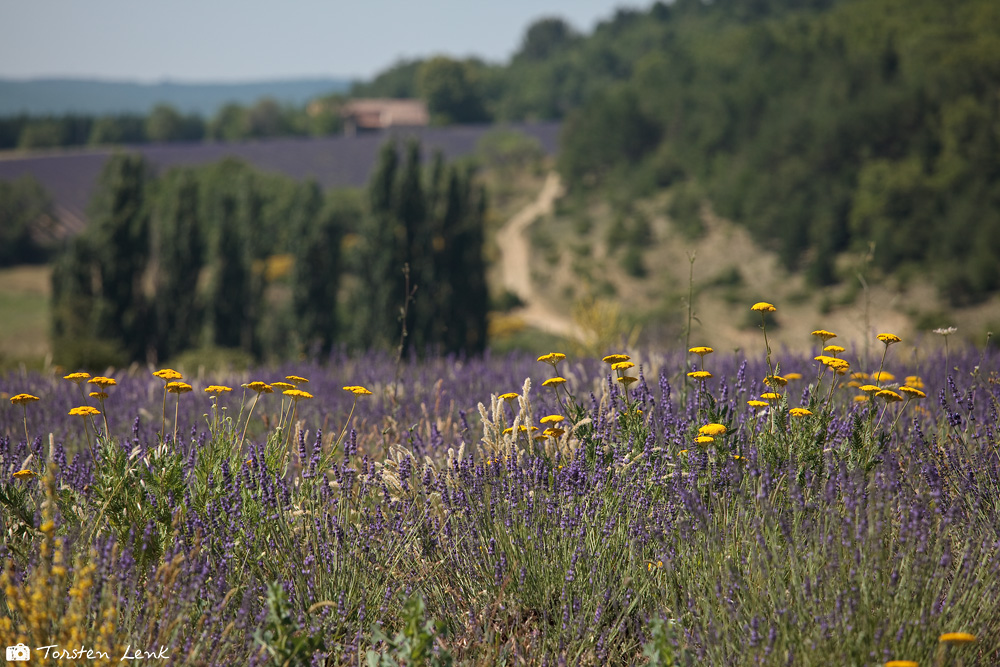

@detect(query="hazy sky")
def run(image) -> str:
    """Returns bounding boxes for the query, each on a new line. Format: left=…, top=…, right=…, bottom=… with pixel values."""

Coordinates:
left=0, top=0, right=642, bottom=82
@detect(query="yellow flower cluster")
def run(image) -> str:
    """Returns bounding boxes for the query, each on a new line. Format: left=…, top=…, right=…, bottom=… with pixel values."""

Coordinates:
left=343, top=385, right=373, bottom=396
left=9, top=393, right=39, bottom=406
left=283, top=389, right=314, bottom=400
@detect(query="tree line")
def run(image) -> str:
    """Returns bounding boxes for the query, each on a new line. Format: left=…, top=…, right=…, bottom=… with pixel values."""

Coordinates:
left=49, top=141, right=488, bottom=368
left=0, top=98, right=341, bottom=151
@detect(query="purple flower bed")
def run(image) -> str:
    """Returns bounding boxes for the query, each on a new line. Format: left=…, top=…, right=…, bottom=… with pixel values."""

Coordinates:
left=1, top=343, right=998, bottom=664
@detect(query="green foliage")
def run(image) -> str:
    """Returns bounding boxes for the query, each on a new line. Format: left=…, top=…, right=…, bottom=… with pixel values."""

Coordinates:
left=557, top=85, right=660, bottom=187
left=366, top=594, right=452, bottom=667
left=350, top=59, right=424, bottom=99
left=153, top=169, right=205, bottom=359
left=642, top=617, right=688, bottom=667
left=536, top=0, right=1000, bottom=301
left=292, top=181, right=345, bottom=356
left=514, top=17, right=579, bottom=63
left=0, top=175, right=53, bottom=265
left=85, top=153, right=152, bottom=361
left=145, top=104, right=205, bottom=143
left=254, top=581, right=325, bottom=667
left=354, top=141, right=489, bottom=356
left=417, top=57, right=489, bottom=125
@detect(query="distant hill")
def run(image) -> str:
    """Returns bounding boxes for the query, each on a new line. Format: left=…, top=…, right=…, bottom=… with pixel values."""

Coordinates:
left=0, top=77, right=353, bottom=116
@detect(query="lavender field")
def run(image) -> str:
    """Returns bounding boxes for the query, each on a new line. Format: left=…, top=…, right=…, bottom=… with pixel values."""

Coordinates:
left=1, top=320, right=998, bottom=665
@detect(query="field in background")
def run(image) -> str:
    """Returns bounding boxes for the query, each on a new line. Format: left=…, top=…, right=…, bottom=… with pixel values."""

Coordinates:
left=0, top=264, right=50, bottom=367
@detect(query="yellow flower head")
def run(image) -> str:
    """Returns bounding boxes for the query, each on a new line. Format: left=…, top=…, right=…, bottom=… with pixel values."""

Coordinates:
left=343, top=385, right=373, bottom=396
left=12, top=469, right=36, bottom=480
left=904, top=376, right=924, bottom=389
left=688, top=346, right=713, bottom=357
left=747, top=400, right=769, bottom=408
left=825, top=358, right=850, bottom=373
left=784, top=372, right=803, bottom=381
left=244, top=381, right=272, bottom=394
left=695, top=435, right=714, bottom=445
left=617, top=376, right=638, bottom=386
left=612, top=361, right=635, bottom=371
left=543, top=427, right=565, bottom=438
left=687, top=371, right=712, bottom=380
left=10, top=393, right=40, bottom=406
left=763, top=375, right=787, bottom=388
left=761, top=392, right=781, bottom=402
left=88, top=391, right=108, bottom=400
left=823, top=345, right=845, bottom=354
left=677, top=449, right=689, bottom=455
left=499, top=392, right=520, bottom=400
left=938, top=632, right=975, bottom=644
left=811, top=329, right=837, bottom=342
left=899, top=386, right=926, bottom=399
left=853, top=395, right=869, bottom=403
left=540, top=414, right=565, bottom=424
left=751, top=302, right=776, bottom=312
left=285, top=375, right=310, bottom=384
left=814, top=355, right=834, bottom=366
left=876, top=389, right=903, bottom=403
left=204, top=385, right=233, bottom=395
left=851, top=372, right=870, bottom=380
left=283, top=389, right=313, bottom=400
left=537, top=352, right=566, bottom=366
left=859, top=384, right=881, bottom=394
left=166, top=381, right=193, bottom=394
left=271, top=381, right=296, bottom=391
left=153, top=368, right=183, bottom=381
left=789, top=408, right=813, bottom=418
left=542, top=377, right=567, bottom=387
left=699, top=423, right=727, bottom=437
left=88, top=376, right=117, bottom=389
left=884, top=662, right=919, bottom=667
left=877, top=333, right=901, bottom=345
left=63, top=372, right=91, bottom=384
left=871, top=371, right=895, bottom=382
left=69, top=406, right=101, bottom=417
left=602, top=354, right=631, bottom=364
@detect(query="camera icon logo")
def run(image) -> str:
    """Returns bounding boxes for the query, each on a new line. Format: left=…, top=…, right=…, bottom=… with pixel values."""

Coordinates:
left=6, top=643, right=30, bottom=661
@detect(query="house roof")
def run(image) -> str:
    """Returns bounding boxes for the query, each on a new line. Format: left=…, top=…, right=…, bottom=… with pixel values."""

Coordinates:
left=341, top=99, right=430, bottom=128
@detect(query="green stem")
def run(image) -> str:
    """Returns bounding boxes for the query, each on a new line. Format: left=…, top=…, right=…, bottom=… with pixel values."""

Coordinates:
left=240, top=393, right=262, bottom=448
left=173, top=394, right=180, bottom=445
left=21, top=406, right=29, bottom=447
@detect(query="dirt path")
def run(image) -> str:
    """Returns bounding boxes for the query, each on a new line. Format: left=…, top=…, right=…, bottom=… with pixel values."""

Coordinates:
left=495, top=172, right=585, bottom=341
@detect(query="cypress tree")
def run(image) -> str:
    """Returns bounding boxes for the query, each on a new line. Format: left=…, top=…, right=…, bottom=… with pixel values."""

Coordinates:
left=356, top=140, right=401, bottom=350
left=396, top=140, right=431, bottom=354
left=237, top=175, right=266, bottom=356
left=154, top=170, right=203, bottom=360
left=208, top=192, right=250, bottom=350
left=87, top=153, right=151, bottom=361
left=51, top=234, right=97, bottom=343
left=292, top=181, right=343, bottom=356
